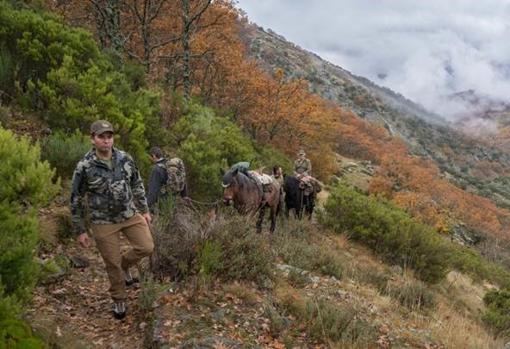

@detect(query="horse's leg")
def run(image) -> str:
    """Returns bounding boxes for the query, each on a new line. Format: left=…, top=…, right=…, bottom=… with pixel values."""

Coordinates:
left=308, top=198, right=313, bottom=220
left=277, top=189, right=283, bottom=217
left=270, top=203, right=277, bottom=233
left=256, top=206, right=265, bottom=234
left=302, top=196, right=307, bottom=220
left=297, top=190, right=304, bottom=220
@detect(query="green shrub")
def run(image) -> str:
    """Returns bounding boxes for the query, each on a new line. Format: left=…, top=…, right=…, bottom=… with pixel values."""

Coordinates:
left=262, top=302, right=288, bottom=337
left=138, top=274, right=165, bottom=314
left=0, top=202, right=39, bottom=299
left=0, top=290, right=43, bottom=348
left=0, top=128, right=59, bottom=299
left=280, top=295, right=377, bottom=346
left=384, top=280, right=435, bottom=310
left=0, top=2, right=100, bottom=95
left=483, top=289, right=510, bottom=337
left=319, top=183, right=450, bottom=283
left=0, top=51, right=14, bottom=103
left=305, top=299, right=376, bottom=345
left=252, top=145, right=293, bottom=175
left=41, top=130, right=90, bottom=179
left=348, top=264, right=389, bottom=291
left=287, top=269, right=310, bottom=288
left=209, top=216, right=273, bottom=284
left=152, top=203, right=273, bottom=284
left=31, top=55, right=158, bottom=165
left=0, top=2, right=164, bottom=165
left=274, top=221, right=344, bottom=280
left=197, top=240, right=223, bottom=278
left=450, top=247, right=510, bottom=288
left=320, top=182, right=510, bottom=287
left=38, top=255, right=69, bottom=285
left=0, top=128, right=59, bottom=207
left=171, top=103, right=256, bottom=200
left=0, top=127, right=58, bottom=347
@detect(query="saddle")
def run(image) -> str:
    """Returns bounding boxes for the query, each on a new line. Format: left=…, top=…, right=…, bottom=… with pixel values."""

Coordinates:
left=248, top=172, right=274, bottom=194
left=297, top=175, right=320, bottom=196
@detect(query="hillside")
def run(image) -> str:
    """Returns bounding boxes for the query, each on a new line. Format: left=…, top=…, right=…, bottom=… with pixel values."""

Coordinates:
left=451, top=90, right=510, bottom=151
left=239, top=24, right=510, bottom=209
left=28, top=207, right=507, bottom=348
left=3, top=1, right=510, bottom=348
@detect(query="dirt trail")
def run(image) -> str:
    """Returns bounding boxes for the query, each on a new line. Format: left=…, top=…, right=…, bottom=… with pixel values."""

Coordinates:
left=27, top=237, right=147, bottom=348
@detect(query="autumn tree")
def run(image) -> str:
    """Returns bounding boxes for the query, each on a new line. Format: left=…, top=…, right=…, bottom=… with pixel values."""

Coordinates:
left=44, top=0, right=510, bottom=237
left=89, top=0, right=125, bottom=54
left=123, top=0, right=169, bottom=71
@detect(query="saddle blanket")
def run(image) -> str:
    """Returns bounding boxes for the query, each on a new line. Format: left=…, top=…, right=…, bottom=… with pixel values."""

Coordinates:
left=249, top=172, right=274, bottom=185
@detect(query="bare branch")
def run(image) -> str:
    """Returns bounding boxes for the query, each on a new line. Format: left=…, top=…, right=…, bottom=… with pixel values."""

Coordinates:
left=188, top=0, right=212, bottom=26
left=148, top=0, right=167, bottom=21
left=195, top=10, right=227, bottom=31
left=149, top=35, right=182, bottom=52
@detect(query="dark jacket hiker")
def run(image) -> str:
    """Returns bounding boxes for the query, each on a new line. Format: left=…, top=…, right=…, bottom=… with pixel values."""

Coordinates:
left=147, top=147, right=188, bottom=211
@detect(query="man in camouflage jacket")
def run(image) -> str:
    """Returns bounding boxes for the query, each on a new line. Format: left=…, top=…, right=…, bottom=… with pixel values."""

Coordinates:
left=70, top=120, right=153, bottom=319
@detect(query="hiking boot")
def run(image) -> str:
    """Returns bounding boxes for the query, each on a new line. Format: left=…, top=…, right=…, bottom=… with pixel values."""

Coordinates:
left=112, top=301, right=127, bottom=320
left=124, top=268, right=139, bottom=287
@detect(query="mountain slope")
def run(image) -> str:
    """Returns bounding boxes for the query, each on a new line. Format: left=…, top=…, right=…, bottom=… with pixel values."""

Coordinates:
left=240, top=24, right=510, bottom=208
left=452, top=90, right=510, bottom=151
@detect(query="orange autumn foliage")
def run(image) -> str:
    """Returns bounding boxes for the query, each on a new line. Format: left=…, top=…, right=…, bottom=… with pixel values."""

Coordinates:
left=368, top=138, right=510, bottom=240
left=331, top=102, right=510, bottom=240
left=47, top=0, right=341, bottom=178
left=47, top=0, right=510, bottom=240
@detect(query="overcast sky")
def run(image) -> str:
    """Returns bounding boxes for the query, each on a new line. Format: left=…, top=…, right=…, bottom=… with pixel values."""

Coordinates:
left=236, top=0, right=510, bottom=120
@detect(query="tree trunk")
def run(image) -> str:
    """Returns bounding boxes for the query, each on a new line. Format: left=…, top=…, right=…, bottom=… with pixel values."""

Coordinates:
left=90, top=0, right=124, bottom=55
left=181, top=0, right=191, bottom=100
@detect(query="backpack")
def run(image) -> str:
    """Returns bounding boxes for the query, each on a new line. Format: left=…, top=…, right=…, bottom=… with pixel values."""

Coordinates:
left=162, top=157, right=186, bottom=194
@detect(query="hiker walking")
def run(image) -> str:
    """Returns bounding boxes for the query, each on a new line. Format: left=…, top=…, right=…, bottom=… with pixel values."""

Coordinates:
left=147, top=146, right=189, bottom=213
left=70, top=120, right=154, bottom=319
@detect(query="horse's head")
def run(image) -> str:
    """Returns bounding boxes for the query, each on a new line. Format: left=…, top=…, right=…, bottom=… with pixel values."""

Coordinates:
left=222, top=168, right=239, bottom=205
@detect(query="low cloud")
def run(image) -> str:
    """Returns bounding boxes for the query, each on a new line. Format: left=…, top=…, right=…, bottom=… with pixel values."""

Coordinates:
left=237, top=0, right=510, bottom=121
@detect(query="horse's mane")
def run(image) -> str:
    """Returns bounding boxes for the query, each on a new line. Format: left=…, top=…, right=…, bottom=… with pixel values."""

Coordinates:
left=222, top=168, right=251, bottom=187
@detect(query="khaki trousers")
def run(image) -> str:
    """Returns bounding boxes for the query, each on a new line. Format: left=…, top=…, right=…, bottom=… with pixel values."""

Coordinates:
left=91, top=214, right=154, bottom=301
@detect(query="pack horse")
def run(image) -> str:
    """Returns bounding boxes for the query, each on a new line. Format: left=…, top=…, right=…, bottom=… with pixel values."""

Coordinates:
left=222, top=167, right=281, bottom=233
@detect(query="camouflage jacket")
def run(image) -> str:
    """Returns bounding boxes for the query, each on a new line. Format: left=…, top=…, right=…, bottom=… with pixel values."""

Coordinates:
left=70, top=148, right=149, bottom=234
left=294, top=158, right=312, bottom=175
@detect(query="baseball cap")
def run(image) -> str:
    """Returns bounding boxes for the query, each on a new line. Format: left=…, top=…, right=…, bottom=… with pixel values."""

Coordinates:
left=90, top=120, right=114, bottom=135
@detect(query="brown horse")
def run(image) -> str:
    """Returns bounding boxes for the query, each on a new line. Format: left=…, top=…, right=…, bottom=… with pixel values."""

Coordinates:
left=222, top=168, right=281, bottom=233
